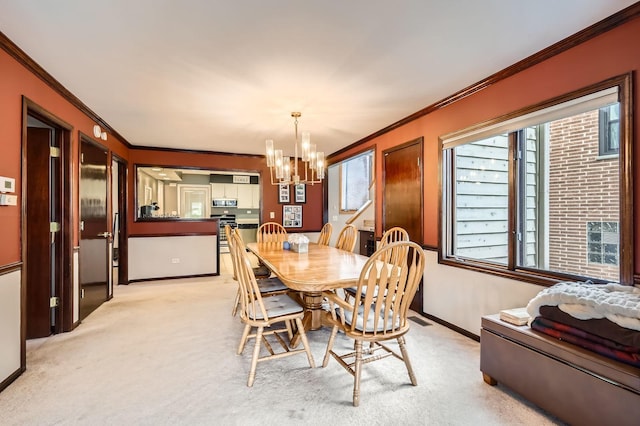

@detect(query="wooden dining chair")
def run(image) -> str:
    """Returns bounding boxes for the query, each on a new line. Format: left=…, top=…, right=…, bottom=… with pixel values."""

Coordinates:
left=317, top=223, right=333, bottom=245
left=230, top=232, right=315, bottom=386
left=227, top=226, right=287, bottom=317
left=335, top=224, right=357, bottom=252
left=322, top=241, right=425, bottom=406
left=380, top=226, right=410, bottom=246
left=257, top=222, right=288, bottom=243
left=344, top=226, right=410, bottom=301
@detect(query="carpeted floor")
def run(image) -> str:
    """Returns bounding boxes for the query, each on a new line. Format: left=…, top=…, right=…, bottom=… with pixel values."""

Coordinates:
left=0, top=258, right=564, bottom=425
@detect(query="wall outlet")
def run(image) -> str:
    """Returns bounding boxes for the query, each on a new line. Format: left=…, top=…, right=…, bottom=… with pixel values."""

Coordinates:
left=270, top=211, right=275, bottom=219
left=171, top=258, right=180, bottom=264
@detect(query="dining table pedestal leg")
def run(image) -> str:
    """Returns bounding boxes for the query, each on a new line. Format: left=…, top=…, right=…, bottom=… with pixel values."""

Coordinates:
left=290, top=291, right=324, bottom=348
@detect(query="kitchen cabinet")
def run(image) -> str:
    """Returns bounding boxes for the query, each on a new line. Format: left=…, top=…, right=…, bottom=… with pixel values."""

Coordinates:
left=211, top=183, right=238, bottom=199
left=237, top=184, right=260, bottom=208
left=251, top=185, right=260, bottom=209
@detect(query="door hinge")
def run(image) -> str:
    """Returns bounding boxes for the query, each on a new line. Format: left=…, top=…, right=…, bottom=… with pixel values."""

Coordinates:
left=50, top=296, right=60, bottom=308
left=81, top=152, right=84, bottom=163
left=50, top=222, right=60, bottom=232
left=80, top=221, right=85, bottom=231
left=50, top=147, right=61, bottom=158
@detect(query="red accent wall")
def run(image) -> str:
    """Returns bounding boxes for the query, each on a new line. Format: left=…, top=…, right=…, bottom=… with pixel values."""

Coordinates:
left=330, top=17, right=640, bottom=269
left=0, top=47, right=130, bottom=265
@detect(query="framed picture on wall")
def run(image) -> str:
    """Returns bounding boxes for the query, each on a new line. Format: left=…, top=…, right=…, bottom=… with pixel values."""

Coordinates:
left=278, top=184, right=290, bottom=203
left=294, top=183, right=306, bottom=203
left=283, top=205, right=302, bottom=228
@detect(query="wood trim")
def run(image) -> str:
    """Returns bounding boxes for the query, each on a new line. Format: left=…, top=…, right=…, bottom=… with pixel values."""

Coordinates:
left=0, top=262, right=22, bottom=275
left=422, top=314, right=480, bottom=342
left=0, top=32, right=132, bottom=148
left=619, top=72, right=634, bottom=286
left=113, top=154, right=129, bottom=286
left=128, top=273, right=218, bottom=284
left=130, top=145, right=265, bottom=158
left=327, top=3, right=640, bottom=160
left=0, top=367, right=24, bottom=393
left=22, top=98, right=76, bottom=342
left=129, top=232, right=218, bottom=238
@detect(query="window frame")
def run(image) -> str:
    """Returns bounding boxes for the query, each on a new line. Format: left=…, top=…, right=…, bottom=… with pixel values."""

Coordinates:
left=339, top=150, right=373, bottom=213
left=439, top=74, right=633, bottom=286
left=599, top=104, right=620, bottom=157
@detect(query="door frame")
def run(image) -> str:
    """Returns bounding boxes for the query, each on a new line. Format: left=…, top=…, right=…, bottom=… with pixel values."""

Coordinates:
left=112, top=153, right=128, bottom=285
left=21, top=97, right=74, bottom=358
left=382, top=137, right=424, bottom=313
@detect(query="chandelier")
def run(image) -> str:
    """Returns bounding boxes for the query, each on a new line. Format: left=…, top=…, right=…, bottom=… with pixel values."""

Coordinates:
left=265, top=112, right=325, bottom=185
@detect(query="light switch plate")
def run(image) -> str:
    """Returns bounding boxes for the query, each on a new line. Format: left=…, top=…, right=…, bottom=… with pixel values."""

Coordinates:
left=0, top=194, right=17, bottom=206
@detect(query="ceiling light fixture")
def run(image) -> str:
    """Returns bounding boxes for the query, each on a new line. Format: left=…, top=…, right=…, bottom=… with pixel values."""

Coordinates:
left=265, top=112, right=325, bottom=186
left=93, top=125, right=102, bottom=138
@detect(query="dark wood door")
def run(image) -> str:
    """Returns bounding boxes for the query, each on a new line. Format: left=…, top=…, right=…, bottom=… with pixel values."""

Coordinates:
left=383, top=138, right=424, bottom=312
left=25, top=127, right=56, bottom=338
left=383, top=138, right=423, bottom=241
left=79, top=139, right=109, bottom=320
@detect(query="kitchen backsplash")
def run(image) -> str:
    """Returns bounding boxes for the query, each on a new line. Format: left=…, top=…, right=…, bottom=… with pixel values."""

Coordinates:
left=211, top=207, right=259, bottom=222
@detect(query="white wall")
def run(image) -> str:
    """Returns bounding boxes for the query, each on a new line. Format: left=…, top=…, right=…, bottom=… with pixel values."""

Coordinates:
left=422, top=250, right=545, bottom=336
left=327, top=161, right=375, bottom=249
left=0, top=269, right=21, bottom=384
left=129, top=235, right=218, bottom=281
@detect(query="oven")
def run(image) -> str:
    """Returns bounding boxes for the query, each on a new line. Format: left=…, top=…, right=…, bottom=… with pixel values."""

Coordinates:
left=211, top=214, right=237, bottom=253
left=236, top=218, right=259, bottom=245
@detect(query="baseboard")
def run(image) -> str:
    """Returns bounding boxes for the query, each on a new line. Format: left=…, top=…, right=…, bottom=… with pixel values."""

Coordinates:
left=128, top=272, right=217, bottom=284
left=0, top=366, right=24, bottom=393
left=423, top=313, right=480, bottom=342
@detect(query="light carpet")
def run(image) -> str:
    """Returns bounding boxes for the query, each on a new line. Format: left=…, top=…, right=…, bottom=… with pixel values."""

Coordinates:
left=0, top=272, right=564, bottom=425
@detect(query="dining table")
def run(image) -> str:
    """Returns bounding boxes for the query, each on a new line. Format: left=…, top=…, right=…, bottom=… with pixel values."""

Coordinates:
left=246, top=241, right=370, bottom=335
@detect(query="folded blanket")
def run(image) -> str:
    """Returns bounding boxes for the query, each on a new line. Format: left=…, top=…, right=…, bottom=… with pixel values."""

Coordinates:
left=531, top=316, right=640, bottom=368
left=526, top=281, right=640, bottom=331
left=539, top=305, right=640, bottom=349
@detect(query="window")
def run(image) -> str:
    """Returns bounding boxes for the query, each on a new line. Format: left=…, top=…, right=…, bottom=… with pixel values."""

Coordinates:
left=340, top=151, right=373, bottom=212
left=441, top=78, right=632, bottom=285
left=599, top=104, right=620, bottom=156
left=587, top=221, right=619, bottom=265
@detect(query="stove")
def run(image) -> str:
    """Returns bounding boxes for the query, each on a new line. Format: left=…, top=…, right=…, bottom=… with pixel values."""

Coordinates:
left=211, top=214, right=236, bottom=252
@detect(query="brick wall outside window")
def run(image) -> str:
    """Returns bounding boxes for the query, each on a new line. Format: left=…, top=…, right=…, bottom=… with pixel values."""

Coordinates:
left=548, top=110, right=619, bottom=281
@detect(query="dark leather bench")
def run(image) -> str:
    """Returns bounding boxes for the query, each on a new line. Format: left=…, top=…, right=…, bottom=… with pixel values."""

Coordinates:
left=481, top=314, right=640, bottom=425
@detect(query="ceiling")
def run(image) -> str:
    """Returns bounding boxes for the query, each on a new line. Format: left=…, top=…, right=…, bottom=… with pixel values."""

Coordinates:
left=0, top=1, right=636, bottom=158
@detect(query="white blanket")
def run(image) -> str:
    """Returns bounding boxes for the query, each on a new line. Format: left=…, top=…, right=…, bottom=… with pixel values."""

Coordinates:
left=526, top=281, right=640, bottom=331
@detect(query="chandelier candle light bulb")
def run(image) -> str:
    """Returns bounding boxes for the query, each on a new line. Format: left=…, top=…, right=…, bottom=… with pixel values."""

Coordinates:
left=265, top=112, right=324, bottom=186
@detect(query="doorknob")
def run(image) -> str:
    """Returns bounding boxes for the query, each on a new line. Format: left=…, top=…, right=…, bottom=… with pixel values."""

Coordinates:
left=97, top=232, right=112, bottom=238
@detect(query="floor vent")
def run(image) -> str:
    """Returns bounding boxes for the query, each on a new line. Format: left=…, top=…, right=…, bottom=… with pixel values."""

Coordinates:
left=409, top=316, right=431, bottom=327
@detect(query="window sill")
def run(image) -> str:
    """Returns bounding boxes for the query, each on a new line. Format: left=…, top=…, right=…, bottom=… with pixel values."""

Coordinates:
left=437, top=256, right=617, bottom=287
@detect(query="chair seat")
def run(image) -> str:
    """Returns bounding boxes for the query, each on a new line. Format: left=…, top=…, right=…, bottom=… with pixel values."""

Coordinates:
left=252, top=264, right=272, bottom=278
left=248, top=294, right=303, bottom=320
left=344, top=286, right=380, bottom=299
left=338, top=304, right=400, bottom=333
left=257, top=277, right=288, bottom=294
